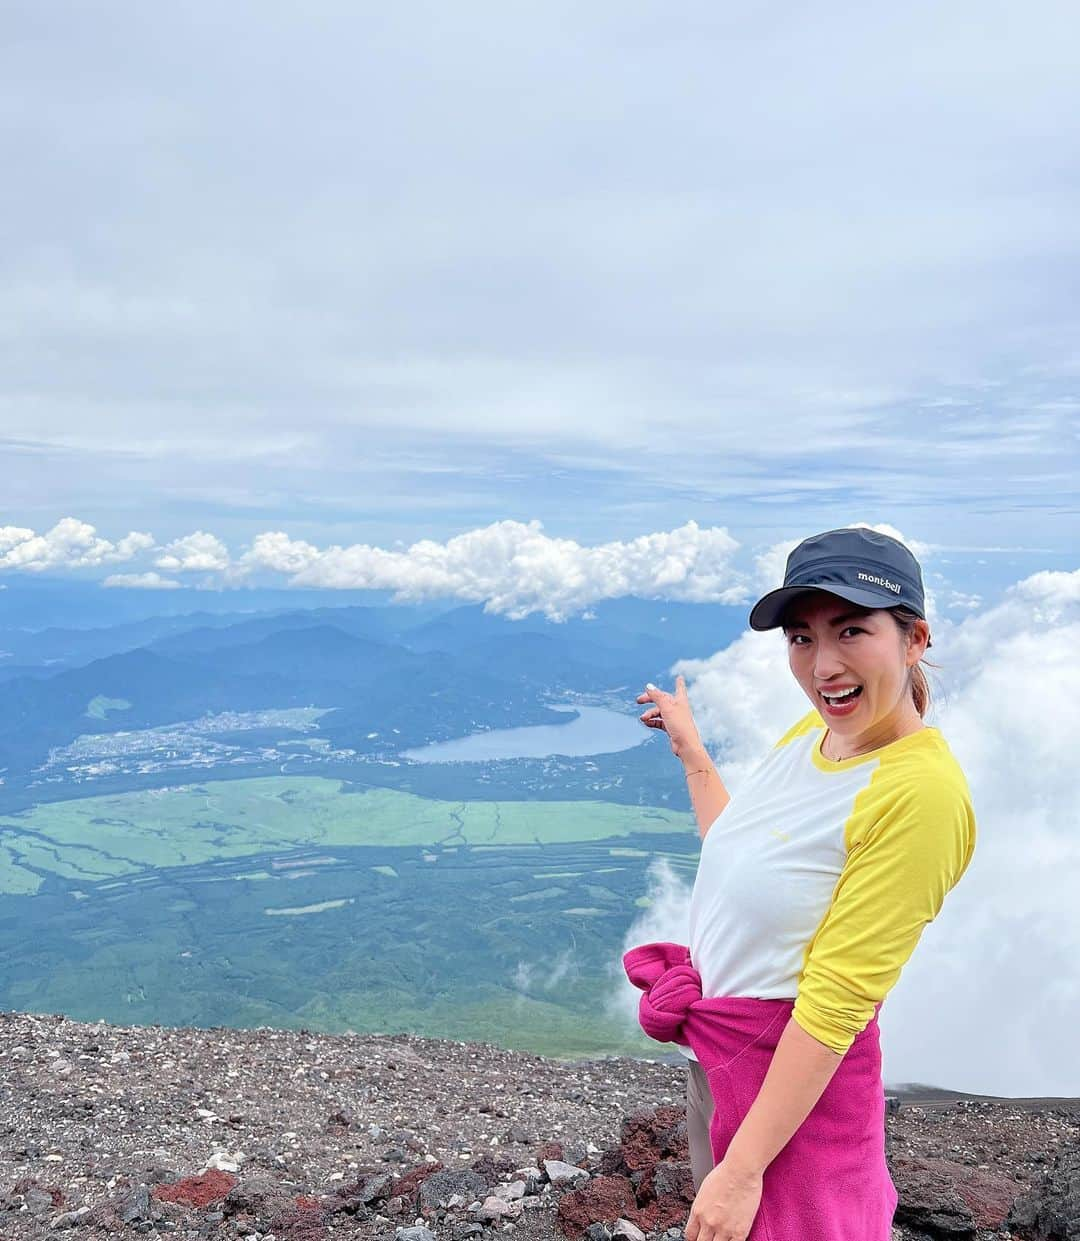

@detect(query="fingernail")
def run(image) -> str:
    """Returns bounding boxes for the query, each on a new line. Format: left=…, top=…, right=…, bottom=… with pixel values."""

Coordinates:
left=646, top=682, right=657, bottom=689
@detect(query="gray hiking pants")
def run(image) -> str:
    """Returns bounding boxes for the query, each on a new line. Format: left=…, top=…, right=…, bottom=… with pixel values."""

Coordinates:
left=686, top=1057, right=716, bottom=1192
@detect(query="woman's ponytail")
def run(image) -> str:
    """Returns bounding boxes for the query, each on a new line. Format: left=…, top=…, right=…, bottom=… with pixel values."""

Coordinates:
left=889, top=605, right=936, bottom=718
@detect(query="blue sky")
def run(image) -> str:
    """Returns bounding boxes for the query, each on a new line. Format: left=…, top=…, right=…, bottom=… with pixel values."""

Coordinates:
left=2, top=1, right=1077, bottom=613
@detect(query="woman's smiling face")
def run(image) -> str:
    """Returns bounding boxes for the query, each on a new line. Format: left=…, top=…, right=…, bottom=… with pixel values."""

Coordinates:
left=781, top=591, right=928, bottom=743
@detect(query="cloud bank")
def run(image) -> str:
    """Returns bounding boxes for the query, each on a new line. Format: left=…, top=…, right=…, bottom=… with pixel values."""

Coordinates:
left=0, top=514, right=983, bottom=624
left=242, top=519, right=746, bottom=620
left=2, top=515, right=750, bottom=620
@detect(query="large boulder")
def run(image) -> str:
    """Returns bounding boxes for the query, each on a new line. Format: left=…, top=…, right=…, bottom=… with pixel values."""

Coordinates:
left=891, top=1155, right=1021, bottom=1236
left=1006, top=1143, right=1080, bottom=1240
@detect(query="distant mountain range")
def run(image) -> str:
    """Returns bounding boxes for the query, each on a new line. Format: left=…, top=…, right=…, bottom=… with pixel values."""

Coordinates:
left=0, top=589, right=748, bottom=794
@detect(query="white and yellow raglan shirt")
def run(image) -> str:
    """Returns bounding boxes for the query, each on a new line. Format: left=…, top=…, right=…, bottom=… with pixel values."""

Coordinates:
left=678, top=708, right=977, bottom=1061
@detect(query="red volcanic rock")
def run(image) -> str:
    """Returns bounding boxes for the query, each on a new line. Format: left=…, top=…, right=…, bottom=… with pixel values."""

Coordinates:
left=617, top=1106, right=688, bottom=1172
left=556, top=1174, right=639, bottom=1239
left=267, top=1196, right=328, bottom=1241
left=634, top=1159, right=697, bottom=1233
left=940, top=1163, right=1023, bottom=1230
left=10, top=1177, right=64, bottom=1208
left=553, top=1103, right=698, bottom=1237
left=388, top=1159, right=445, bottom=1203
left=467, top=1151, right=519, bottom=1182
left=151, top=1169, right=236, bottom=1207
left=891, top=1155, right=1022, bottom=1233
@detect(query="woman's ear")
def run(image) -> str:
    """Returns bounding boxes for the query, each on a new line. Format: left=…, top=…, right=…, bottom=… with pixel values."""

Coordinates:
left=910, top=618, right=930, bottom=661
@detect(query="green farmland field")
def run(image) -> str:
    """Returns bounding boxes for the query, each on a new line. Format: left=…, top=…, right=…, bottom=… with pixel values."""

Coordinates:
left=0, top=777, right=700, bottom=1059
left=0, top=776, right=691, bottom=896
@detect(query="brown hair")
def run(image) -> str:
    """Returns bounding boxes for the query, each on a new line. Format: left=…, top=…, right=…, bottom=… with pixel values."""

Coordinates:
left=887, top=604, right=936, bottom=718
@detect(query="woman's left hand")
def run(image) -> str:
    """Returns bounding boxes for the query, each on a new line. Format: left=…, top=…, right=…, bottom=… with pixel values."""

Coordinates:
left=684, top=1158, right=764, bottom=1241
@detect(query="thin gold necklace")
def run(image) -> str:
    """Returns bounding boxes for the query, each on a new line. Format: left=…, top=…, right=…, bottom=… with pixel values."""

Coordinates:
left=824, top=723, right=925, bottom=761
left=822, top=730, right=873, bottom=762
left=822, top=731, right=849, bottom=761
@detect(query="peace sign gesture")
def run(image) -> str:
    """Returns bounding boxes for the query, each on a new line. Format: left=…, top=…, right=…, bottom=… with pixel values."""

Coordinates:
left=636, top=674, right=707, bottom=763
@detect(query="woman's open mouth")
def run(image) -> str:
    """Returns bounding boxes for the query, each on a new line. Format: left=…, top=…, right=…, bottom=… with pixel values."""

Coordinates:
left=820, top=685, right=863, bottom=716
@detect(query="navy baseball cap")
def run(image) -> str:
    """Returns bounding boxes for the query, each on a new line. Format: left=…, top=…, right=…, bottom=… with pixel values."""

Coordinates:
left=748, top=527, right=931, bottom=648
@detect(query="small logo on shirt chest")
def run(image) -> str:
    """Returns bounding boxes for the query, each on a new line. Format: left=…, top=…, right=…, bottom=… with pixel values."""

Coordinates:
left=770, top=828, right=792, bottom=842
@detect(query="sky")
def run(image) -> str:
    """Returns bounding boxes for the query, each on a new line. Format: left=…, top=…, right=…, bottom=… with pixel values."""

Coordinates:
left=2, top=1, right=1077, bottom=595
left=2, top=3, right=1079, bottom=1091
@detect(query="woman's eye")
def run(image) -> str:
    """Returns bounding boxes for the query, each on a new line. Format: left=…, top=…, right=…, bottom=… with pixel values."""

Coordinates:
left=787, top=627, right=863, bottom=646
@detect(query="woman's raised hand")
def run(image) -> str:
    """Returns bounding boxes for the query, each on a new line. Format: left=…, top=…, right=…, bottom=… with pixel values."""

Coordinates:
left=636, top=674, right=707, bottom=763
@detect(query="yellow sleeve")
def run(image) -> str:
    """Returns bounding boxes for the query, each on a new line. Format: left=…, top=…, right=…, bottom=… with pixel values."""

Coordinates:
left=791, top=775, right=976, bottom=1055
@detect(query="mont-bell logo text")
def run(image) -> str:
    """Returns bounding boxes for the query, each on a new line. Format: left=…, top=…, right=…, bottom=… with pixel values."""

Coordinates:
left=857, top=570, right=902, bottom=594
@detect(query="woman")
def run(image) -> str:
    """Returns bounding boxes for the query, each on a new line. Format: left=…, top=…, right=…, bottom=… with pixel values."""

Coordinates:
left=624, top=526, right=977, bottom=1241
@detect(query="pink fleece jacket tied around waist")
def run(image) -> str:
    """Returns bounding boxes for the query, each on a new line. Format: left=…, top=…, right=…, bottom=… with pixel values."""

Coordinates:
left=622, top=939, right=898, bottom=1241
left=623, top=940, right=798, bottom=1060
left=625, top=941, right=702, bottom=1044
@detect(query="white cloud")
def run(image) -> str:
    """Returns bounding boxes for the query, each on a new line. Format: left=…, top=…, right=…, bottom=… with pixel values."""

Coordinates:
left=243, top=531, right=321, bottom=577
left=944, top=589, right=982, bottom=612
left=0, top=518, right=154, bottom=572
left=0, top=515, right=749, bottom=619
left=1012, top=567, right=1080, bottom=612
left=606, top=856, right=694, bottom=1026
left=615, top=553, right=1080, bottom=1095
left=511, top=945, right=581, bottom=1015
left=113, top=531, right=157, bottom=559
left=154, top=530, right=231, bottom=573
left=102, top=571, right=182, bottom=590
left=242, top=518, right=748, bottom=621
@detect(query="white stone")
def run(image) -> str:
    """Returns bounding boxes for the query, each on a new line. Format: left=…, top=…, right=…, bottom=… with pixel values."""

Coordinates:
left=492, top=1181, right=526, bottom=1202
left=543, top=1159, right=590, bottom=1189
left=204, top=1150, right=245, bottom=1172
left=474, top=1196, right=523, bottom=1221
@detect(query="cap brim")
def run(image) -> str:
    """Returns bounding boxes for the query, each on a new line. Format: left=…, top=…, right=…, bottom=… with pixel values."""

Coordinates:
left=748, top=583, right=908, bottom=631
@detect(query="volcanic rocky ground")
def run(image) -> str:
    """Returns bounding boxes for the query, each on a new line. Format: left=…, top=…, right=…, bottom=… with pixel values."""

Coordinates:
left=1, top=1010, right=1078, bottom=1241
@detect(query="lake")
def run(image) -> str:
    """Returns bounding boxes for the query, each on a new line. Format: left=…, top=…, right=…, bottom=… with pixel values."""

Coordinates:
left=401, top=703, right=649, bottom=763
